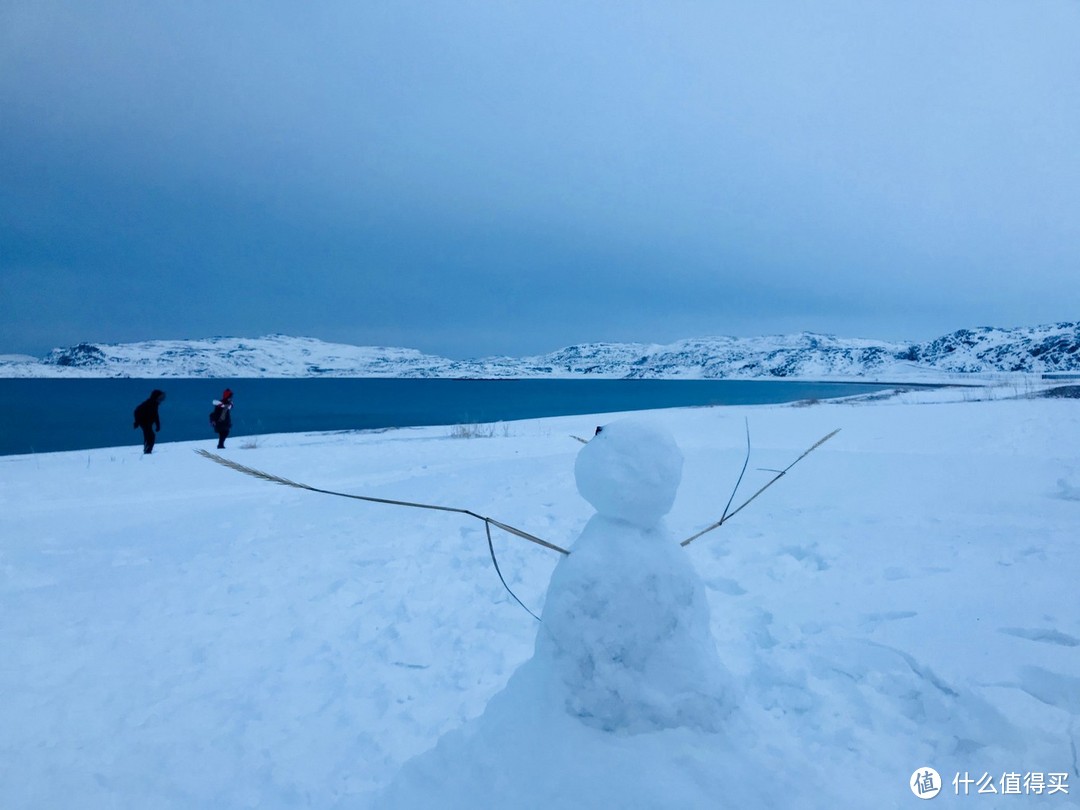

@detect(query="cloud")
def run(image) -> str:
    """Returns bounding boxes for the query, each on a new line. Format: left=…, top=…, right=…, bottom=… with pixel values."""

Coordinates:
left=2, top=1, right=1079, bottom=355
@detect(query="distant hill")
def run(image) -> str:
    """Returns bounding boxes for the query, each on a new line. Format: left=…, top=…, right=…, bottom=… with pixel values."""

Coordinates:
left=2, top=323, right=1078, bottom=380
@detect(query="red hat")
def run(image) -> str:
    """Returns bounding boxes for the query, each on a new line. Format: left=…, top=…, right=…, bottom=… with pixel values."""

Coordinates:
left=222, top=388, right=233, bottom=400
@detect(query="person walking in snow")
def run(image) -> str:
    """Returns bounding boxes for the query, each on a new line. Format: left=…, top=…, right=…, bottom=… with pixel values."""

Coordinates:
left=210, top=388, right=234, bottom=449
left=133, top=389, right=166, bottom=454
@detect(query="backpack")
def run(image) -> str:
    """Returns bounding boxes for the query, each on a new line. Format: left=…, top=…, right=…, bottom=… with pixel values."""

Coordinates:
left=210, top=400, right=231, bottom=432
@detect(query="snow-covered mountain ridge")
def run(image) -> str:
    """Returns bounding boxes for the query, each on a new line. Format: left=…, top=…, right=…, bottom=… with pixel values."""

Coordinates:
left=2, top=323, right=1078, bottom=380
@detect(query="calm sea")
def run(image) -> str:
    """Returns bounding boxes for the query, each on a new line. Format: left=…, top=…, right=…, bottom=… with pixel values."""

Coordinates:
left=0, top=378, right=897, bottom=456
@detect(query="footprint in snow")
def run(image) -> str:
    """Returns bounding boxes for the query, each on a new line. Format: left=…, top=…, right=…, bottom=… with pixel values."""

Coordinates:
left=1055, top=478, right=1080, bottom=501
left=999, top=627, right=1080, bottom=647
left=1017, top=666, right=1080, bottom=715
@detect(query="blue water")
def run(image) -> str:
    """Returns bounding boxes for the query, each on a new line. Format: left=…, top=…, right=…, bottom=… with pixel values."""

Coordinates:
left=0, top=378, right=898, bottom=456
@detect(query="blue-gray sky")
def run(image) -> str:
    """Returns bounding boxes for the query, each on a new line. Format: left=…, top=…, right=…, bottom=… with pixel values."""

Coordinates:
left=3, top=1, right=1079, bottom=358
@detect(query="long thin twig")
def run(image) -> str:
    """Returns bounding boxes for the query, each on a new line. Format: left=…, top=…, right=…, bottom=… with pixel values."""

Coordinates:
left=719, top=418, right=752, bottom=524
left=198, top=421, right=836, bottom=559
left=484, top=521, right=541, bottom=621
left=195, top=449, right=570, bottom=555
left=680, top=428, right=840, bottom=547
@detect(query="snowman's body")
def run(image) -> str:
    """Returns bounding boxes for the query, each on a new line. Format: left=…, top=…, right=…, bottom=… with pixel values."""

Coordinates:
left=537, top=419, right=733, bottom=733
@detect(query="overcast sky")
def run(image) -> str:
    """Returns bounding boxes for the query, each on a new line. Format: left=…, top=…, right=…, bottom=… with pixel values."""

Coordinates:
left=2, top=1, right=1078, bottom=358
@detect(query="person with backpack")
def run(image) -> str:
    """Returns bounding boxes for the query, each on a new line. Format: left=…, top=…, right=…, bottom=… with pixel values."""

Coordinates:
left=210, top=388, right=234, bottom=449
left=133, top=389, right=166, bottom=454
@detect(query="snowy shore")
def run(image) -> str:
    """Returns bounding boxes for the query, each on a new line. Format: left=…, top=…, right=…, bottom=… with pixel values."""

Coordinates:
left=1, top=384, right=1077, bottom=808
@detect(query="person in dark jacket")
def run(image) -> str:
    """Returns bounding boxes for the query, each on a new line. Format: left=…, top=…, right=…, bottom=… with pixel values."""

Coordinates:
left=133, top=389, right=166, bottom=454
left=210, top=388, right=234, bottom=449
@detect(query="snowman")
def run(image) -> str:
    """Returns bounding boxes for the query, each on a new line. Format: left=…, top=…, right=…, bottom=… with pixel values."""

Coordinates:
left=535, top=418, right=734, bottom=733
left=377, top=419, right=761, bottom=809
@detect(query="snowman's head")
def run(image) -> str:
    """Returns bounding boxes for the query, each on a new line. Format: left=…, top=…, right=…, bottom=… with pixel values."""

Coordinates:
left=574, top=419, right=683, bottom=527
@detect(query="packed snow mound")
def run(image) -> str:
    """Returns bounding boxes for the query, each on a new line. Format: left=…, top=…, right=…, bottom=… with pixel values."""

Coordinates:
left=380, top=420, right=755, bottom=805
left=378, top=661, right=798, bottom=809
left=574, top=418, right=683, bottom=527
left=539, top=512, right=734, bottom=734
left=550, top=419, right=731, bottom=733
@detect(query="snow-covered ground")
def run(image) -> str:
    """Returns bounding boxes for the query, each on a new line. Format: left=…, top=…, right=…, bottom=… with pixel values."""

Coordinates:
left=1, top=384, right=1077, bottom=808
